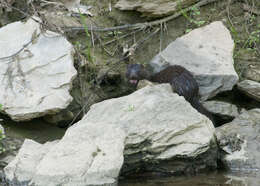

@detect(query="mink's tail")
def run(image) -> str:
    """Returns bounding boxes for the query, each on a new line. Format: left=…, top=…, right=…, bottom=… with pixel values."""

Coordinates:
left=190, top=97, right=215, bottom=126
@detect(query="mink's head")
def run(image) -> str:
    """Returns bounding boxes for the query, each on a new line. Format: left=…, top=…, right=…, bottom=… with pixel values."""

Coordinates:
left=126, top=64, right=146, bottom=86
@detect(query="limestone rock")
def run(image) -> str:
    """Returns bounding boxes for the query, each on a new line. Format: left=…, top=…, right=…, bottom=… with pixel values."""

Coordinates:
left=216, top=109, right=260, bottom=170
left=115, top=0, right=198, bottom=17
left=4, top=84, right=217, bottom=185
left=0, top=18, right=77, bottom=121
left=4, top=124, right=125, bottom=186
left=203, top=100, right=239, bottom=120
left=150, top=21, right=238, bottom=100
left=242, top=64, right=260, bottom=82
left=85, top=84, right=217, bottom=174
left=237, top=80, right=260, bottom=102
left=136, top=80, right=155, bottom=90
left=4, top=140, right=58, bottom=186
left=32, top=123, right=124, bottom=186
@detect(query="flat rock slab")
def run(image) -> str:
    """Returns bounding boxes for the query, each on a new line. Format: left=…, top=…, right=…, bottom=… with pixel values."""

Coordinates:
left=85, top=84, right=217, bottom=174
left=4, top=123, right=125, bottom=186
left=237, top=80, right=260, bottom=102
left=150, top=21, right=238, bottom=100
left=0, top=18, right=77, bottom=121
left=4, top=139, right=58, bottom=186
left=203, top=100, right=239, bottom=120
left=115, top=0, right=198, bottom=17
left=216, top=109, right=260, bottom=171
left=4, top=84, right=217, bottom=185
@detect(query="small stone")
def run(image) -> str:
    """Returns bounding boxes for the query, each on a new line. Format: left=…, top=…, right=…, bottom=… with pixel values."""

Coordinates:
left=237, top=80, right=260, bottom=102
left=203, top=100, right=239, bottom=120
left=136, top=80, right=155, bottom=90
left=216, top=109, right=260, bottom=171
left=115, top=0, right=198, bottom=17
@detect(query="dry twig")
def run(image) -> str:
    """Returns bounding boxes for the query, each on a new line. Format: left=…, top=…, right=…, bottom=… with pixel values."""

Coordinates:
left=243, top=3, right=260, bottom=15
left=64, top=0, right=220, bottom=33
left=0, top=33, right=41, bottom=62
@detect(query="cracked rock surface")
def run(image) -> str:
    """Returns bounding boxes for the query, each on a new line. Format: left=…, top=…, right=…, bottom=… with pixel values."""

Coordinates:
left=150, top=21, right=238, bottom=101
left=0, top=18, right=77, bottom=121
left=4, top=84, right=217, bottom=186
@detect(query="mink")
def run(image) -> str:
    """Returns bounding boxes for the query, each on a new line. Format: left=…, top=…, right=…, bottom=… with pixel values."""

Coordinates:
left=126, top=64, right=214, bottom=125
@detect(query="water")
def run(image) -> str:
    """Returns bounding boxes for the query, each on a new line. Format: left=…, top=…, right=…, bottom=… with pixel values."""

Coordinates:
left=1, top=117, right=65, bottom=143
left=119, top=171, right=260, bottom=186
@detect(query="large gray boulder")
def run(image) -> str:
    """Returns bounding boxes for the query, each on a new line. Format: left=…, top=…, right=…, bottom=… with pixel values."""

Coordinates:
left=85, top=84, right=217, bottom=174
left=216, top=109, right=260, bottom=171
left=4, top=140, right=58, bottom=186
left=4, top=123, right=125, bottom=186
left=115, top=0, right=198, bottom=17
left=150, top=21, right=238, bottom=100
left=0, top=17, right=77, bottom=121
left=4, top=84, right=217, bottom=185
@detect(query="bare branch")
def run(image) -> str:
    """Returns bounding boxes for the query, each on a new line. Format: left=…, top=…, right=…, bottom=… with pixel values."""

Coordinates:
left=64, top=0, right=220, bottom=33
left=243, top=3, right=260, bottom=15
left=0, top=33, right=40, bottom=62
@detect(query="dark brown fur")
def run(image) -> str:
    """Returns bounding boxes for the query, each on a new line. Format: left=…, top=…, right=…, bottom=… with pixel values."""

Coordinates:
left=126, top=64, right=214, bottom=125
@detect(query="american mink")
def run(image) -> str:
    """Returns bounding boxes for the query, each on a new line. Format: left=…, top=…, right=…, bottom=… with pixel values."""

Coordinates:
left=126, top=64, right=214, bottom=125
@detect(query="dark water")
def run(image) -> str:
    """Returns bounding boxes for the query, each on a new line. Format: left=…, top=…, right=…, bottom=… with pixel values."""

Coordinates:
left=119, top=171, right=260, bottom=186
left=1, top=117, right=65, bottom=143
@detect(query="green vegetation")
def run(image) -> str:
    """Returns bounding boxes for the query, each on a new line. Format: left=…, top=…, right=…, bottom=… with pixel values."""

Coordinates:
left=230, top=13, right=260, bottom=58
left=127, top=104, right=135, bottom=112
left=79, top=13, right=93, bottom=63
left=244, top=29, right=260, bottom=50
left=0, top=127, right=5, bottom=154
left=180, top=5, right=206, bottom=33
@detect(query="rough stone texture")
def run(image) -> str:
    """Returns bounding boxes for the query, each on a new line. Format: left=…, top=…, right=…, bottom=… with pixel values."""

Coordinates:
left=150, top=21, right=238, bottom=101
left=215, top=109, right=260, bottom=171
left=31, top=123, right=125, bottom=186
left=115, top=0, right=198, bottom=17
left=85, top=84, right=217, bottom=174
left=136, top=79, right=155, bottom=90
left=0, top=18, right=77, bottom=121
left=237, top=80, right=260, bottom=102
left=4, top=84, right=217, bottom=186
left=242, top=64, right=260, bottom=82
left=4, top=123, right=125, bottom=186
left=203, top=100, right=239, bottom=120
left=4, top=139, right=58, bottom=186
